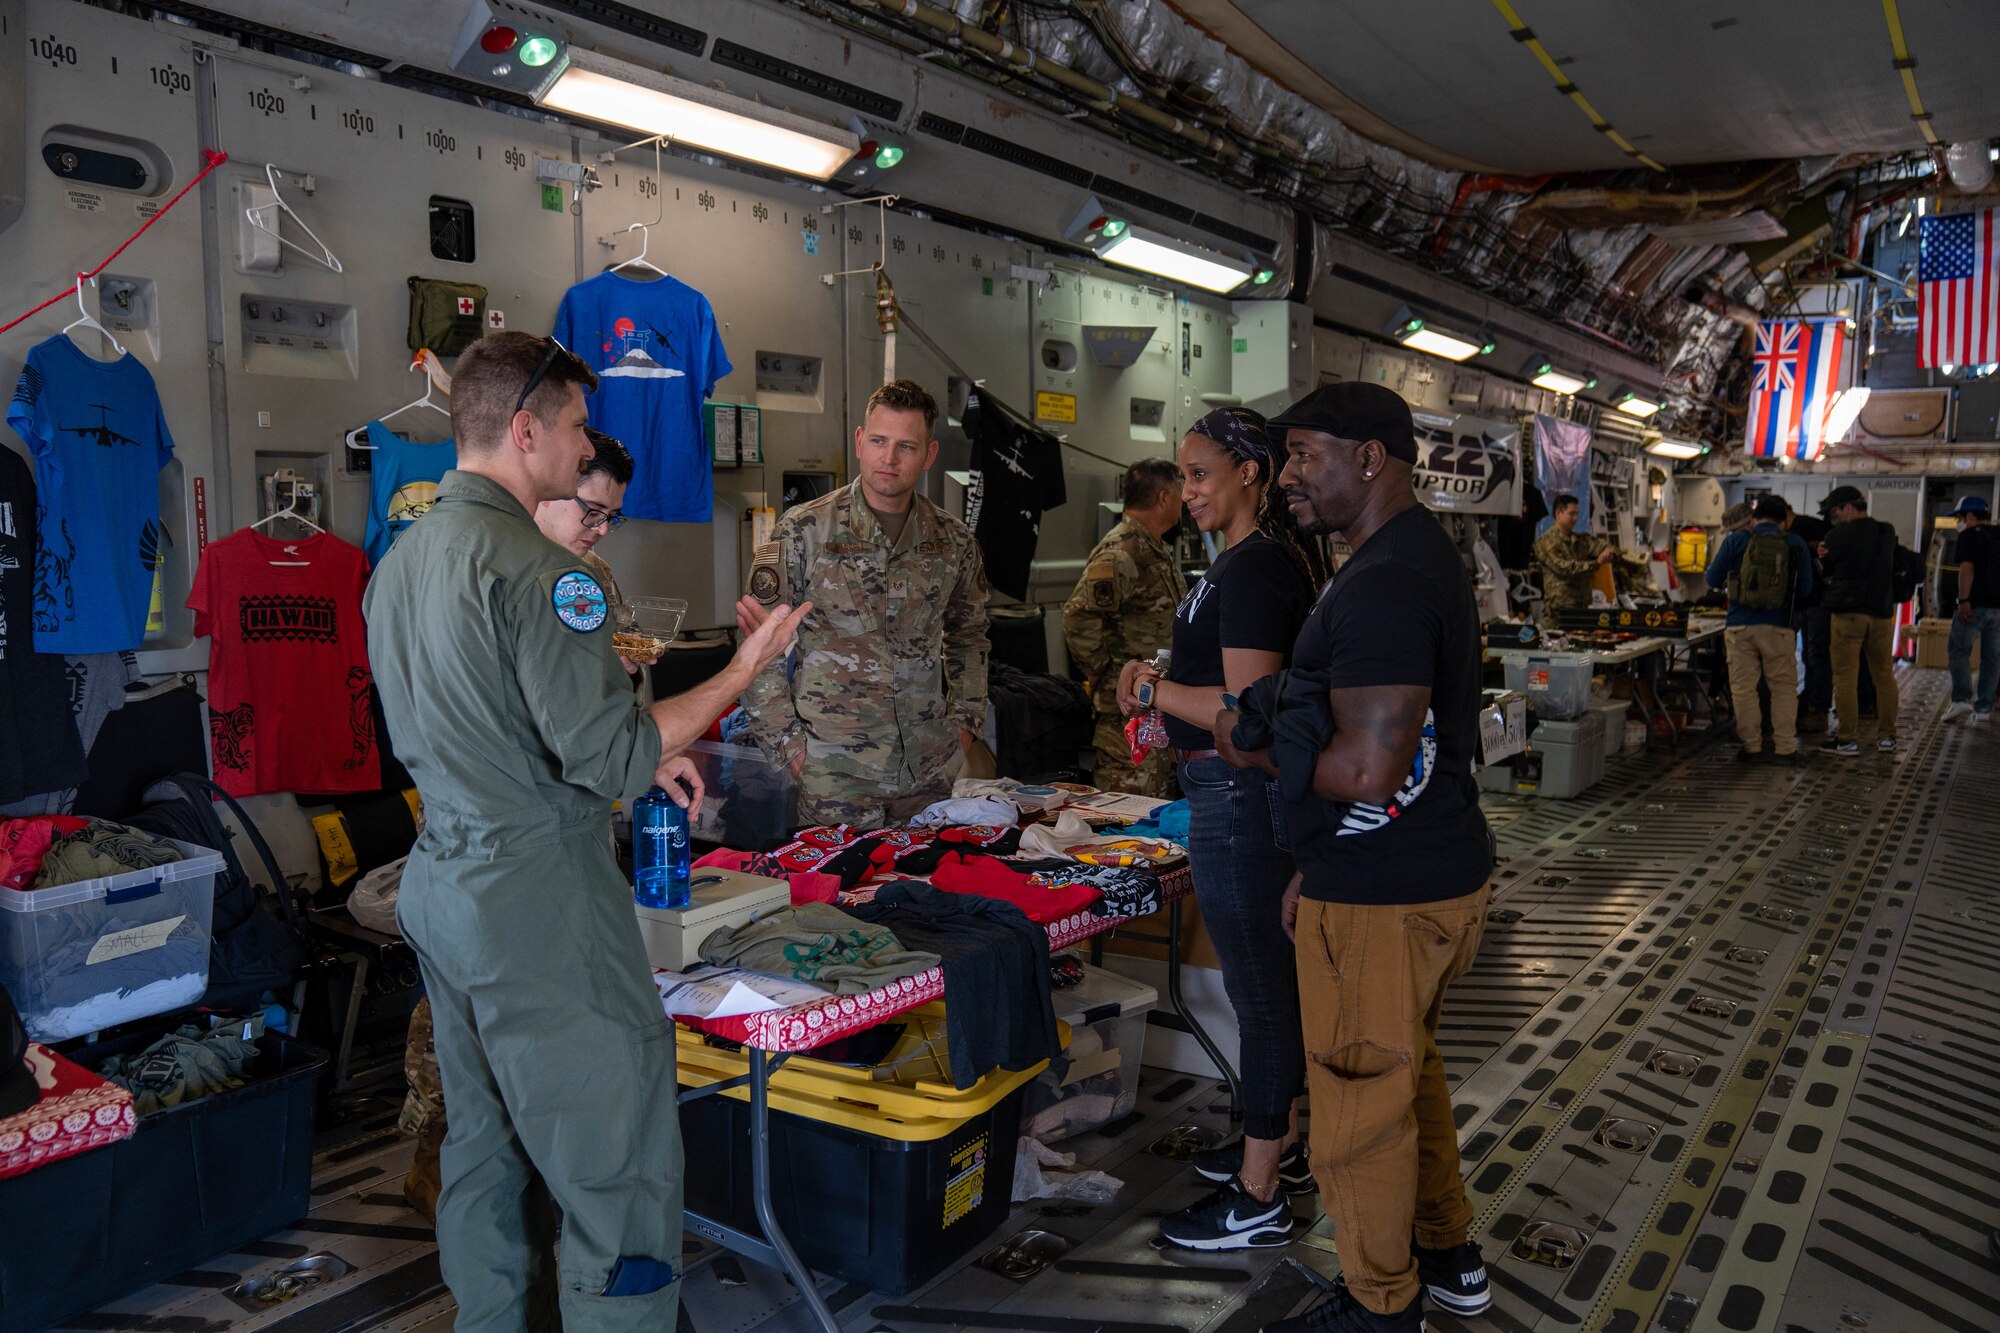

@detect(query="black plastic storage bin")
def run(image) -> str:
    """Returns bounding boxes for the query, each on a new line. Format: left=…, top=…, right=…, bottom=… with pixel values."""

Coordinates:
left=0, top=1029, right=328, bottom=1333
left=679, top=1081, right=1028, bottom=1296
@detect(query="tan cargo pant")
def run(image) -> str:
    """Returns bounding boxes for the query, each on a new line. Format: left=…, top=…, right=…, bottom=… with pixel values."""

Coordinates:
left=1724, top=623, right=1800, bottom=756
left=1831, top=613, right=1899, bottom=742
left=1296, top=883, right=1489, bottom=1316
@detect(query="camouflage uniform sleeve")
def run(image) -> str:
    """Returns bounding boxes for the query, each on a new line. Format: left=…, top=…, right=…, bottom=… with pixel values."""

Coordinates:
left=1535, top=531, right=1598, bottom=579
left=738, top=517, right=810, bottom=764
left=943, top=529, right=991, bottom=734
left=1061, top=542, right=1116, bottom=690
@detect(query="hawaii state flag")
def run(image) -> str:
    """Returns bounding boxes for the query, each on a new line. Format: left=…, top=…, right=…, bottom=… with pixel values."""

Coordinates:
left=1745, top=318, right=1847, bottom=461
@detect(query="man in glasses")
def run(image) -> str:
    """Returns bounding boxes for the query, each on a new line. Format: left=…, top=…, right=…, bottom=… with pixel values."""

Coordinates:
left=365, top=332, right=810, bottom=1333
left=535, top=428, right=642, bottom=678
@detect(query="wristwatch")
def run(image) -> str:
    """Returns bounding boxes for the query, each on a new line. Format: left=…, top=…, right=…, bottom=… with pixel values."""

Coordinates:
left=1135, top=677, right=1156, bottom=707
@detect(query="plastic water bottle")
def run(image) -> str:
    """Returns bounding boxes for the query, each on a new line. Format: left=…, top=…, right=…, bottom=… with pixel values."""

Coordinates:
left=633, top=786, right=691, bottom=910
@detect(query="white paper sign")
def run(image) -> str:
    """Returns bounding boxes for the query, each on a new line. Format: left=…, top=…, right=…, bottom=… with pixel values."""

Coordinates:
left=653, top=968, right=824, bottom=1019
left=86, top=915, right=186, bottom=965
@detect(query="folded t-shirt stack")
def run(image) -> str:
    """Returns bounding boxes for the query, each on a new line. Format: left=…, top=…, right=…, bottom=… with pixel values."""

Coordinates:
left=848, top=882, right=1062, bottom=1089
left=0, top=816, right=184, bottom=890
left=695, top=902, right=941, bottom=995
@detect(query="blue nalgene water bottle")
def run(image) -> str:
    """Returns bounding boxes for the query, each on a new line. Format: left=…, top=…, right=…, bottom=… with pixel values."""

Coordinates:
left=633, top=786, right=692, bottom=910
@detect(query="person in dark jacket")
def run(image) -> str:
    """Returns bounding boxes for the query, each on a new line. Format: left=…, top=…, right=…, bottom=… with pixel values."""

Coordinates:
left=1707, top=495, right=1814, bottom=763
left=1816, top=485, right=1900, bottom=756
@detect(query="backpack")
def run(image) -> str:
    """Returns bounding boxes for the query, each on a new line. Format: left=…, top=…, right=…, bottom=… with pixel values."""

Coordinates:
left=1731, top=530, right=1793, bottom=611
left=124, top=773, right=307, bottom=1012
left=1891, top=541, right=1924, bottom=606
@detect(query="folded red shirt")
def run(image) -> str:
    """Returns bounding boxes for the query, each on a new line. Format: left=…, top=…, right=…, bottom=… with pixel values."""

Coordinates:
left=0, top=816, right=90, bottom=891
left=925, top=852, right=1101, bottom=923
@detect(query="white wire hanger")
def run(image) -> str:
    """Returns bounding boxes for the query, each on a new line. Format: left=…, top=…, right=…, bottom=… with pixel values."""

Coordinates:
left=244, top=163, right=344, bottom=273
left=598, top=134, right=669, bottom=279
left=345, top=353, right=452, bottom=450
left=248, top=480, right=325, bottom=563
left=61, top=274, right=126, bottom=359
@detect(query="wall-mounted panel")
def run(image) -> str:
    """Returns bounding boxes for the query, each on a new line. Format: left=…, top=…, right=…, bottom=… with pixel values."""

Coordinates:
left=208, top=51, right=580, bottom=554
left=3, top=1, right=211, bottom=661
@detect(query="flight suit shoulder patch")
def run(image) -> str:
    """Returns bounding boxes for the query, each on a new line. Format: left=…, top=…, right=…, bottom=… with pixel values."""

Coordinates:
left=551, top=569, right=609, bottom=633
left=749, top=541, right=782, bottom=605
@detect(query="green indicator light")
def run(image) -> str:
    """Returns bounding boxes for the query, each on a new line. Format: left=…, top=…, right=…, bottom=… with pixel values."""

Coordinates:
left=1251, top=267, right=1275, bottom=285
left=1479, top=340, right=1497, bottom=355
left=520, top=35, right=560, bottom=67
left=873, top=144, right=905, bottom=169
left=1101, top=217, right=1128, bottom=239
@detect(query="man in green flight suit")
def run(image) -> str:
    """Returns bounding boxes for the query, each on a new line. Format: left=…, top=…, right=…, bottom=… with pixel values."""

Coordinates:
left=1533, top=491, right=1612, bottom=624
left=365, top=332, right=808, bottom=1333
left=736, top=379, right=990, bottom=827
left=1062, top=457, right=1186, bottom=796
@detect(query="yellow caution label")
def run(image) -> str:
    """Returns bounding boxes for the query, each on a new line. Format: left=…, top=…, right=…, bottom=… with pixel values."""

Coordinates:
left=147, top=564, right=165, bottom=634
left=1035, top=391, right=1077, bottom=424
left=942, top=1133, right=989, bottom=1228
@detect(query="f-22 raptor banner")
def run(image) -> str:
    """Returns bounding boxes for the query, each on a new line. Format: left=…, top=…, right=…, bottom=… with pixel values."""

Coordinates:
left=1409, top=413, right=1522, bottom=516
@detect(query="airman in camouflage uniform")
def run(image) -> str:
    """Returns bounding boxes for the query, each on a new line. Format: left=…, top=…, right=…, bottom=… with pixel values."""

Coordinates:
left=740, top=477, right=990, bottom=828
left=1064, top=510, right=1186, bottom=796
left=1535, top=493, right=1611, bottom=624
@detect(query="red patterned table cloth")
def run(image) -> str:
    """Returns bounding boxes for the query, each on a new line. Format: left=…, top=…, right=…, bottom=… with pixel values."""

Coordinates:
left=0, top=1044, right=137, bottom=1182
left=662, top=863, right=1191, bottom=1052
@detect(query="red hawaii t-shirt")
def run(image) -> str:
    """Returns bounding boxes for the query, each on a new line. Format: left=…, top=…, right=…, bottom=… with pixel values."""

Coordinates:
left=188, top=529, right=380, bottom=797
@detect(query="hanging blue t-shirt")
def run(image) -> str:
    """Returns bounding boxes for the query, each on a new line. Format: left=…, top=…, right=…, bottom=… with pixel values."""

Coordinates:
left=6, top=335, right=174, bottom=653
left=552, top=272, right=731, bottom=523
left=362, top=422, right=456, bottom=565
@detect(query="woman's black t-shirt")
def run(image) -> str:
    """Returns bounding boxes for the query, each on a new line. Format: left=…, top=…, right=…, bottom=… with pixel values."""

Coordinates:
left=1165, top=531, right=1314, bottom=749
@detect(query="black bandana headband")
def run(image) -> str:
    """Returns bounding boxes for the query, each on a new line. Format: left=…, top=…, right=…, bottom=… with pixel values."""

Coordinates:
left=1191, top=406, right=1272, bottom=467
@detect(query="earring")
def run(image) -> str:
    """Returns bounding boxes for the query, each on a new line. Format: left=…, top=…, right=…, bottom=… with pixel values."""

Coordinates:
left=1364, top=471, right=1375, bottom=479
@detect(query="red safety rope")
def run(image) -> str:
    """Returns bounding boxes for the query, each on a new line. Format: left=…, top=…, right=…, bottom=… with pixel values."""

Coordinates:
left=0, top=148, right=230, bottom=338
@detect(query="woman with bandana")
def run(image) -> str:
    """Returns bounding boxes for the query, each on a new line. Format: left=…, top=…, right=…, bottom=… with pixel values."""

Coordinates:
left=1116, top=406, right=1328, bottom=1251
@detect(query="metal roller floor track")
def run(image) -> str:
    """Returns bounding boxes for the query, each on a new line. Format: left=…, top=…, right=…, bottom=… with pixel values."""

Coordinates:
left=57, top=673, right=2000, bottom=1333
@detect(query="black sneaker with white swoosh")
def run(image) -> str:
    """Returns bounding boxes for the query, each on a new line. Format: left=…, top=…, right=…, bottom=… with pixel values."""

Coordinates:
left=1158, top=1174, right=1296, bottom=1251
left=1191, top=1138, right=1318, bottom=1196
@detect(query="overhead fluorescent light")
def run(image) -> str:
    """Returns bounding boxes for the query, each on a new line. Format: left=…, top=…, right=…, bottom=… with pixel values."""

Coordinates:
left=1388, top=306, right=1488, bottom=362
left=534, top=48, right=860, bottom=181
left=1095, top=226, right=1256, bottom=293
left=1529, top=362, right=1594, bottom=395
left=1615, top=392, right=1663, bottom=419
left=1645, top=437, right=1706, bottom=460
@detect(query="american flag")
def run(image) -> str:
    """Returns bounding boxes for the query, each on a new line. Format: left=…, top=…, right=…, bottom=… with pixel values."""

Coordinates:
left=1745, top=318, right=1847, bottom=461
left=1919, top=210, right=2000, bottom=368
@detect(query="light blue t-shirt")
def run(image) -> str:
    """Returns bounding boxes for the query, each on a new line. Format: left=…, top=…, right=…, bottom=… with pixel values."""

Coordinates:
left=362, top=421, right=456, bottom=565
left=552, top=272, right=731, bottom=523
left=6, top=335, right=174, bottom=653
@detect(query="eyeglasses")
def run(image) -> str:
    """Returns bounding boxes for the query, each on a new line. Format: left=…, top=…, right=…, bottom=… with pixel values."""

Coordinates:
left=572, top=497, right=626, bottom=532
left=514, top=335, right=585, bottom=418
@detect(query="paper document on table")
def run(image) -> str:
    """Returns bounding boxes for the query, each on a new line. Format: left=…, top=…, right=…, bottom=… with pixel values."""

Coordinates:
left=1065, top=792, right=1169, bottom=821
left=654, top=968, right=826, bottom=1018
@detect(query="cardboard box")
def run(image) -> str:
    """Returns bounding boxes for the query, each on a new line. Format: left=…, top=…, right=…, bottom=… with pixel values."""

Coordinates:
left=1915, top=618, right=1978, bottom=672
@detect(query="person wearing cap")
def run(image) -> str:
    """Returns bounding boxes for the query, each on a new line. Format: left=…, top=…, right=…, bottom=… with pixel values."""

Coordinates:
left=1117, top=408, right=1326, bottom=1252
left=364, top=332, right=811, bottom=1333
left=1815, top=484, right=1901, bottom=756
left=1706, top=495, right=1814, bottom=763
left=1062, top=457, right=1186, bottom=798
left=1532, top=492, right=1612, bottom=625
left=1944, top=494, right=1999, bottom=723
left=1216, top=382, right=1493, bottom=1333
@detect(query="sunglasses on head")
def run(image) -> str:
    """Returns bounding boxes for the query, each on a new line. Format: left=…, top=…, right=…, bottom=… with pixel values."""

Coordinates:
left=515, top=335, right=586, bottom=418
